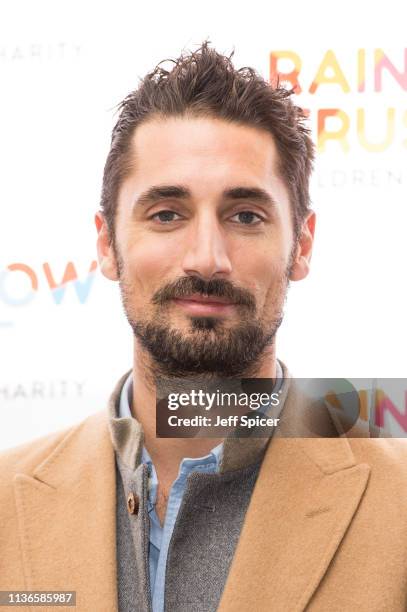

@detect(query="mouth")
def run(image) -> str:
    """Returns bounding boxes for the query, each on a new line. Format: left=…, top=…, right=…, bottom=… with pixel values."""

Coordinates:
left=171, top=293, right=236, bottom=316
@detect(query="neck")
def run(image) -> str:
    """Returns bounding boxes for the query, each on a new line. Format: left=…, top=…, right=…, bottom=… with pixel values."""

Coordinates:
left=131, top=338, right=277, bottom=485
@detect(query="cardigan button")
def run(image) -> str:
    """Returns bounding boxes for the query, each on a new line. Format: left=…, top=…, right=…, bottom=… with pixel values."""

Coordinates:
left=127, top=492, right=139, bottom=515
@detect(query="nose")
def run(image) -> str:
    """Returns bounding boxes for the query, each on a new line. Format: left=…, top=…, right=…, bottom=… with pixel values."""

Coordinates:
left=181, top=214, right=232, bottom=280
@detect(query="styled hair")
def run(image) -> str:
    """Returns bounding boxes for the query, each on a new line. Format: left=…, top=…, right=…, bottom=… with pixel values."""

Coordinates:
left=100, top=41, right=314, bottom=244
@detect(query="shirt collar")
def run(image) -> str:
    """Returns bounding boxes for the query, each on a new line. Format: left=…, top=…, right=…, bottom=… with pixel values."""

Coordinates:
left=119, top=371, right=133, bottom=419
left=141, top=441, right=223, bottom=472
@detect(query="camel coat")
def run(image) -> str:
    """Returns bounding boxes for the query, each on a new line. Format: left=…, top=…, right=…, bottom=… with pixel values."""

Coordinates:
left=1, top=376, right=407, bottom=611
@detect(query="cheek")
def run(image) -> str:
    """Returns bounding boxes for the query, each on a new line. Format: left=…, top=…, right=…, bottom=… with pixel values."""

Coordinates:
left=237, top=248, right=288, bottom=312
left=124, top=238, right=181, bottom=298
left=237, top=240, right=286, bottom=283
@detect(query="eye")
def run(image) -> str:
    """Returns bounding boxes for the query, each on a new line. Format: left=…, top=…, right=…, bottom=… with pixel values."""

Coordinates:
left=150, top=210, right=183, bottom=223
left=230, top=211, right=264, bottom=225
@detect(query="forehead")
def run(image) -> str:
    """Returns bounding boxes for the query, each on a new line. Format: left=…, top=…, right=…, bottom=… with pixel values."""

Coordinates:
left=127, top=115, right=282, bottom=188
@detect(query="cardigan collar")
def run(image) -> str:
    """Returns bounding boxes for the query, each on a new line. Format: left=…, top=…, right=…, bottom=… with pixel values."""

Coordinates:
left=108, top=360, right=291, bottom=473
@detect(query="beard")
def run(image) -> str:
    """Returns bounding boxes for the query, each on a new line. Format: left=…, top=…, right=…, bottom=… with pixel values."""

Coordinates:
left=117, top=258, right=291, bottom=379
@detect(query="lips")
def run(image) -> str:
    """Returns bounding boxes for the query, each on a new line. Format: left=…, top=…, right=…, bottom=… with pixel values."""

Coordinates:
left=171, top=294, right=236, bottom=315
left=174, top=293, right=235, bottom=305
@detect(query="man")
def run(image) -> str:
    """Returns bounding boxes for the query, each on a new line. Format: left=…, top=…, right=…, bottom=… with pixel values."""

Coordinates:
left=1, top=42, right=407, bottom=612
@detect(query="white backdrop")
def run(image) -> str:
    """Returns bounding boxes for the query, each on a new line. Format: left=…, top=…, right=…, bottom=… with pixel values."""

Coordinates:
left=1, top=0, right=406, bottom=449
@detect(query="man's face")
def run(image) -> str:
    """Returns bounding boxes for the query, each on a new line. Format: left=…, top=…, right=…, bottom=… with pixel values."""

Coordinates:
left=96, top=116, right=314, bottom=377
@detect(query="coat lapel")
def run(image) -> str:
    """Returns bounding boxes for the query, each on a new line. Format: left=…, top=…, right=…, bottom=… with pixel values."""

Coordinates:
left=218, top=382, right=371, bottom=612
left=13, top=411, right=118, bottom=612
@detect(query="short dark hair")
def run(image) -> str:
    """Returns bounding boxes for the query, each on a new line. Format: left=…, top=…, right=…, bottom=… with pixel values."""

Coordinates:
left=100, top=41, right=314, bottom=245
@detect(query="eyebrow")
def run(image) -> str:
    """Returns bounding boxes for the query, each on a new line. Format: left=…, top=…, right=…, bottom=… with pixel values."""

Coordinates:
left=135, top=185, right=190, bottom=208
left=222, top=187, right=276, bottom=208
left=133, top=184, right=277, bottom=211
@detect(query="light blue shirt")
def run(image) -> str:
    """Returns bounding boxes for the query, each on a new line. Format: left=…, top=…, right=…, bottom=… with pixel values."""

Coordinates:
left=119, top=363, right=282, bottom=612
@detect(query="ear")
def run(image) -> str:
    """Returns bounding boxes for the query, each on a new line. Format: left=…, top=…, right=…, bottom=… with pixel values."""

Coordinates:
left=289, top=211, right=316, bottom=281
left=95, top=212, right=119, bottom=281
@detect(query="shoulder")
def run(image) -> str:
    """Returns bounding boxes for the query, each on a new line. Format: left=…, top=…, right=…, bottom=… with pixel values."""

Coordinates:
left=342, top=412, right=407, bottom=477
left=348, top=435, right=407, bottom=473
left=0, top=410, right=108, bottom=479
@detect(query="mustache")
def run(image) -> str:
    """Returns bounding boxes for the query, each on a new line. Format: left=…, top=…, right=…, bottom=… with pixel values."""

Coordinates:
left=151, top=276, right=256, bottom=310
